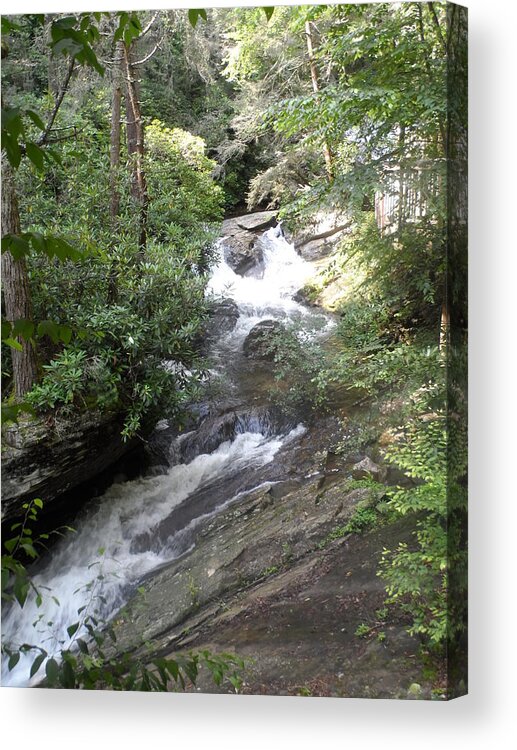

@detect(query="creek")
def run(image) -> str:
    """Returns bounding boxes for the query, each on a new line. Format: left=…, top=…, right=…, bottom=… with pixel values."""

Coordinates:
left=2, top=223, right=334, bottom=687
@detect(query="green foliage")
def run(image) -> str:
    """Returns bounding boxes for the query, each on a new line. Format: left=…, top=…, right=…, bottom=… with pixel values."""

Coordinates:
left=378, top=378, right=467, bottom=647
left=113, top=11, right=142, bottom=46
left=6, top=103, right=222, bottom=437
left=1, top=231, right=83, bottom=263
left=1, top=13, right=107, bottom=169
left=354, top=623, right=371, bottom=638
left=2, top=500, right=45, bottom=609
left=146, top=119, right=224, bottom=243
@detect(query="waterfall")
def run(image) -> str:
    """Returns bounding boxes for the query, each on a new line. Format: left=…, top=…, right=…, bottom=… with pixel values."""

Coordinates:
left=2, top=222, right=329, bottom=687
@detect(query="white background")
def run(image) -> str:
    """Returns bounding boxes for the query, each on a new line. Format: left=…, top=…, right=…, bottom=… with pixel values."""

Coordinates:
left=1, top=1, right=516, bottom=748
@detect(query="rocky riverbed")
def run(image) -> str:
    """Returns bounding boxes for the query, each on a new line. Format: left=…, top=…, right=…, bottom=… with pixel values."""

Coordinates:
left=2, top=211, right=436, bottom=698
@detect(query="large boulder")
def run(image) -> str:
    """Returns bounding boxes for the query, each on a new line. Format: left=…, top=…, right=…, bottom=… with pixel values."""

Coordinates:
left=223, top=231, right=262, bottom=275
left=234, top=210, right=277, bottom=232
left=243, top=319, right=284, bottom=361
left=221, top=211, right=277, bottom=275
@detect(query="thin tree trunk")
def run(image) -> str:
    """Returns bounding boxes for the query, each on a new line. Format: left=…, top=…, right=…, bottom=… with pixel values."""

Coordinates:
left=110, top=43, right=123, bottom=220
left=107, top=41, right=124, bottom=303
left=305, top=21, right=334, bottom=181
left=1, top=160, right=39, bottom=399
left=398, top=125, right=406, bottom=232
left=122, top=41, right=148, bottom=258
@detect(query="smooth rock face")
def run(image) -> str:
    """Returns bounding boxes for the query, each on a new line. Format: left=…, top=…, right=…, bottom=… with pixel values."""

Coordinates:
left=243, top=319, right=284, bottom=360
left=221, top=211, right=277, bottom=275
left=1, top=413, right=141, bottom=523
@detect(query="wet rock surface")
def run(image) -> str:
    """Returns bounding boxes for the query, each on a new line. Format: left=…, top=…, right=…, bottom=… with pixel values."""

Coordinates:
left=204, top=298, right=240, bottom=341
left=243, top=319, right=285, bottom=360
left=221, top=211, right=277, bottom=275
left=112, top=469, right=430, bottom=699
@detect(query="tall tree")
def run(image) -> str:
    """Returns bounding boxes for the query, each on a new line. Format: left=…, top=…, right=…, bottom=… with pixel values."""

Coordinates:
left=1, top=159, right=39, bottom=399
left=122, top=40, right=148, bottom=258
left=107, top=39, right=124, bottom=303
left=305, top=20, right=333, bottom=181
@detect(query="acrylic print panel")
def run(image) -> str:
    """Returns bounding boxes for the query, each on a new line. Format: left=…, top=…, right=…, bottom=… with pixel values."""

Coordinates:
left=1, top=2, right=467, bottom=699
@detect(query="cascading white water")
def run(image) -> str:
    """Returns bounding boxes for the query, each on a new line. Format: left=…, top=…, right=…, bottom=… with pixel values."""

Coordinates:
left=207, top=226, right=332, bottom=350
left=2, top=426, right=305, bottom=687
left=2, top=223, right=327, bottom=688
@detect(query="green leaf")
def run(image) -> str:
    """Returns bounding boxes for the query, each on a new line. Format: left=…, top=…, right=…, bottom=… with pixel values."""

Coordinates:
left=76, top=638, right=89, bottom=654
left=188, top=9, right=200, bottom=28
left=5, top=139, right=22, bottom=169
left=2, top=107, right=24, bottom=138
left=2, top=17, right=22, bottom=34
left=26, top=109, right=45, bottom=130
left=30, top=652, right=46, bottom=678
left=11, top=319, right=35, bottom=340
left=60, top=658, right=76, bottom=688
left=37, top=320, right=61, bottom=344
left=8, top=652, right=21, bottom=670
left=26, top=141, right=45, bottom=172
left=262, top=7, right=275, bottom=22
left=67, top=622, right=80, bottom=638
left=1, top=402, right=34, bottom=424
left=3, top=338, right=23, bottom=351
left=33, top=498, right=44, bottom=509
left=45, top=657, right=59, bottom=683
left=1, top=233, right=31, bottom=259
left=58, top=325, right=73, bottom=344
left=1, top=320, right=12, bottom=340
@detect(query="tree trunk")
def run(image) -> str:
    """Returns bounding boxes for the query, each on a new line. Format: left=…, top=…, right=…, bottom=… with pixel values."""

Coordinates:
left=122, top=41, right=148, bottom=258
left=110, top=42, right=123, bottom=222
left=107, top=41, right=124, bottom=303
left=398, top=125, right=406, bottom=232
left=1, top=160, right=39, bottom=399
left=305, top=21, right=334, bottom=181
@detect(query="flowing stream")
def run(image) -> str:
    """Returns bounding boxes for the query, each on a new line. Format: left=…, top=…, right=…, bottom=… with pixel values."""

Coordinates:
left=2, top=224, right=332, bottom=687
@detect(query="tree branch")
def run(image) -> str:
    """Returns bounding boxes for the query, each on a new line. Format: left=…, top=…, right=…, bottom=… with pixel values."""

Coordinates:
left=37, top=58, right=76, bottom=147
left=133, top=38, right=164, bottom=67
left=140, top=12, right=159, bottom=39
